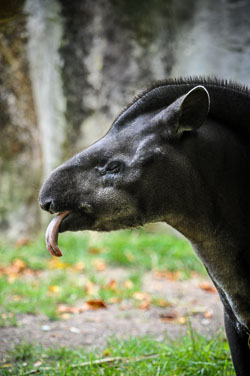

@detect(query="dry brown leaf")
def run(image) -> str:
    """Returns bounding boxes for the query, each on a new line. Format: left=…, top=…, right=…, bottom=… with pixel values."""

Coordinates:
left=177, top=316, right=187, bottom=324
left=0, top=260, right=40, bottom=280
left=88, top=247, right=103, bottom=255
left=124, top=280, right=134, bottom=289
left=108, top=297, right=121, bottom=304
left=139, top=296, right=151, bottom=310
left=85, top=281, right=98, bottom=295
left=159, top=311, right=179, bottom=322
left=58, top=301, right=107, bottom=315
left=154, top=270, right=181, bottom=281
left=199, top=282, right=217, bottom=293
left=48, top=285, right=61, bottom=294
left=204, top=310, right=213, bottom=318
left=48, top=259, right=69, bottom=270
left=12, top=259, right=26, bottom=272
left=71, top=261, right=85, bottom=271
left=57, top=304, right=85, bottom=314
left=133, top=292, right=150, bottom=301
left=105, top=279, right=117, bottom=290
left=60, top=313, right=71, bottom=320
left=57, top=304, right=70, bottom=314
left=133, top=291, right=151, bottom=310
left=85, top=299, right=107, bottom=310
left=92, top=259, right=107, bottom=271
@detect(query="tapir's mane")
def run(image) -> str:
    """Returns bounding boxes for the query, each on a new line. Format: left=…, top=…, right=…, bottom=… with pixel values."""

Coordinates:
left=112, top=76, right=250, bottom=136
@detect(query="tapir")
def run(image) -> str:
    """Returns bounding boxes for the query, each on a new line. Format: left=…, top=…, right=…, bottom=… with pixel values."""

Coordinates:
left=39, top=77, right=250, bottom=375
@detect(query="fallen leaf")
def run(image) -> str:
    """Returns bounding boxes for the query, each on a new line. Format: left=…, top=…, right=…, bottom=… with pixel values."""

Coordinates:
left=57, top=300, right=107, bottom=314
left=92, top=259, right=107, bottom=271
left=133, top=292, right=149, bottom=301
left=133, top=292, right=151, bottom=310
left=85, top=299, right=107, bottom=309
left=48, top=259, right=69, bottom=270
left=71, top=261, right=85, bottom=271
left=48, top=285, right=61, bottom=294
left=139, top=296, right=151, bottom=310
left=57, top=304, right=84, bottom=314
left=177, top=316, right=187, bottom=324
left=60, top=313, right=71, bottom=320
left=85, top=281, right=98, bottom=295
left=124, top=280, right=134, bottom=289
left=204, top=310, right=213, bottom=319
left=199, top=282, right=217, bottom=293
left=160, top=311, right=179, bottom=322
left=88, top=247, right=103, bottom=255
left=108, top=297, right=121, bottom=304
left=154, top=270, right=181, bottom=281
left=0, top=259, right=39, bottom=281
left=12, top=259, right=26, bottom=272
left=105, top=279, right=117, bottom=290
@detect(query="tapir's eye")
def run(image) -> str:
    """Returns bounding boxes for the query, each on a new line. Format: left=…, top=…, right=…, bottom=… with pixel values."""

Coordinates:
left=106, top=161, right=121, bottom=174
left=96, top=161, right=123, bottom=176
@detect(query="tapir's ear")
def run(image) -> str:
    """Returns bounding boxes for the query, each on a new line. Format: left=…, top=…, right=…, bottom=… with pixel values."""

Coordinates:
left=153, top=85, right=210, bottom=138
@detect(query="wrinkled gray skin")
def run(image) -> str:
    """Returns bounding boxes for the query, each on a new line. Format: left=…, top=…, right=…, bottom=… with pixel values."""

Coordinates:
left=39, top=79, right=250, bottom=375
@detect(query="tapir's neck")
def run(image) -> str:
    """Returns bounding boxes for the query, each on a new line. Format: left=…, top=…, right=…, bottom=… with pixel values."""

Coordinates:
left=167, top=118, right=249, bottom=243
left=163, top=119, right=250, bottom=329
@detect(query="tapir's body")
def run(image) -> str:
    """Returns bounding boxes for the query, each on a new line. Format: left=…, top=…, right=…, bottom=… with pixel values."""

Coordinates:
left=39, top=78, right=250, bottom=375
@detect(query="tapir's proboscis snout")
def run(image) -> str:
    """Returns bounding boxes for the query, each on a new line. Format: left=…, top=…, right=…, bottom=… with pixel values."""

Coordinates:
left=39, top=77, right=250, bottom=376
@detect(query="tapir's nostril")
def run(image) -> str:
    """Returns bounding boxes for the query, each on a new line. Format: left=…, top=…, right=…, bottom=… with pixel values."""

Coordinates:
left=40, top=198, right=53, bottom=213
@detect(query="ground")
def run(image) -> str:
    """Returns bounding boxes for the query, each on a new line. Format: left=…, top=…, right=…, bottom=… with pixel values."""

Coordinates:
left=0, top=268, right=223, bottom=359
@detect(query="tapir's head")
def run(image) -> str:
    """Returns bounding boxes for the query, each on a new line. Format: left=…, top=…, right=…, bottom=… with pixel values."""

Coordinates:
left=39, top=84, right=210, bottom=256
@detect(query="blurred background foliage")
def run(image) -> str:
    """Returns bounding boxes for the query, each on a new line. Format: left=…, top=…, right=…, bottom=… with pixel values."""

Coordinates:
left=1, top=0, right=250, bottom=239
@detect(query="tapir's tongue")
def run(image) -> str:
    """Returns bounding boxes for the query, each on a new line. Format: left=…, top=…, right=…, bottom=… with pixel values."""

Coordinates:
left=45, top=211, right=70, bottom=257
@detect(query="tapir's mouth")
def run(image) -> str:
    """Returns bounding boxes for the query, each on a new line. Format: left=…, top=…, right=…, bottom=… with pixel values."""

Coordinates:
left=45, top=211, right=71, bottom=257
left=45, top=210, right=96, bottom=257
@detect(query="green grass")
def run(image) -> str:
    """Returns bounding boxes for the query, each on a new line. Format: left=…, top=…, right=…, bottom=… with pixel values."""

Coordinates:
left=0, top=230, right=233, bottom=374
left=94, top=230, right=206, bottom=275
left=0, top=331, right=234, bottom=375
left=0, top=229, right=206, bottom=320
left=0, top=229, right=205, bottom=273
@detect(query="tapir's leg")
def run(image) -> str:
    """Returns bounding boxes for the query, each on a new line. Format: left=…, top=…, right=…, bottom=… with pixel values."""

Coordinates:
left=224, top=310, right=250, bottom=376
